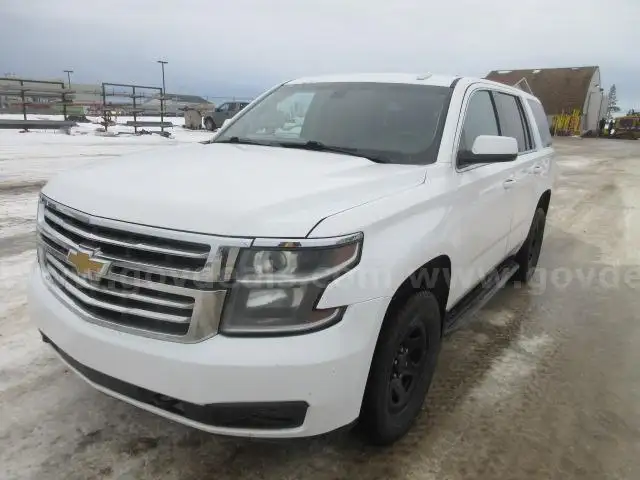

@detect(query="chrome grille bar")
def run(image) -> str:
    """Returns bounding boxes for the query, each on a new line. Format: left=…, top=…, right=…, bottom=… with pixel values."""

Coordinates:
left=39, top=236, right=212, bottom=298
left=37, top=195, right=252, bottom=342
left=44, top=209, right=209, bottom=260
left=46, top=255, right=195, bottom=310
left=39, top=221, right=211, bottom=282
left=47, top=260, right=192, bottom=324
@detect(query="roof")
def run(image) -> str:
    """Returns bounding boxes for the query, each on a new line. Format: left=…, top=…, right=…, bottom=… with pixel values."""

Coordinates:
left=287, top=73, right=459, bottom=87
left=485, top=66, right=599, bottom=115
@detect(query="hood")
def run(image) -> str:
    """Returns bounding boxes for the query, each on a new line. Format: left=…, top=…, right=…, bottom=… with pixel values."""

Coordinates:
left=42, top=143, right=425, bottom=237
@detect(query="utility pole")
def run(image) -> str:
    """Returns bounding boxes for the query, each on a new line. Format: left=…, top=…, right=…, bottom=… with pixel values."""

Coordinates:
left=157, top=60, right=168, bottom=132
left=63, top=70, right=74, bottom=88
left=63, top=70, right=74, bottom=121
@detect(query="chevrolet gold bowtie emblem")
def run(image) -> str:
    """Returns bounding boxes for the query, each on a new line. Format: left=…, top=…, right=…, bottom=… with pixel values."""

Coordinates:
left=67, top=250, right=108, bottom=278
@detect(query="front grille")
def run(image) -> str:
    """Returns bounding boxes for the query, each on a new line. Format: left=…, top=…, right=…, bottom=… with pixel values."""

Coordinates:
left=46, top=256, right=193, bottom=336
left=43, top=203, right=211, bottom=271
left=37, top=197, right=250, bottom=342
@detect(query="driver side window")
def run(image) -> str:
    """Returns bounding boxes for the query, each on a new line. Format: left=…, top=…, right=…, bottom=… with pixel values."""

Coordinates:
left=458, top=90, right=499, bottom=156
left=218, top=103, right=230, bottom=112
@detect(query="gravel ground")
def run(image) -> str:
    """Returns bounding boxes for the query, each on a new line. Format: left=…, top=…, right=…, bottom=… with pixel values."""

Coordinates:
left=1, top=132, right=639, bottom=480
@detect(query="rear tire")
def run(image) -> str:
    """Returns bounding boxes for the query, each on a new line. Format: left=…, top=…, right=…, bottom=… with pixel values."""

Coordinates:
left=204, top=117, right=216, bottom=131
left=513, top=207, right=547, bottom=283
left=360, top=291, right=442, bottom=446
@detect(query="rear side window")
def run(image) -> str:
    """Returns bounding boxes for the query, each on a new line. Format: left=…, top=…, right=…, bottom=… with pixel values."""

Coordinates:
left=527, top=99, right=553, bottom=147
left=493, top=93, right=529, bottom=152
left=459, top=90, right=499, bottom=153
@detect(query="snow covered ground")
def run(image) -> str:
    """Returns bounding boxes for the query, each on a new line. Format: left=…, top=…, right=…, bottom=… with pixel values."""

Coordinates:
left=0, top=115, right=209, bottom=185
left=0, top=118, right=219, bottom=478
left=0, top=114, right=212, bottom=256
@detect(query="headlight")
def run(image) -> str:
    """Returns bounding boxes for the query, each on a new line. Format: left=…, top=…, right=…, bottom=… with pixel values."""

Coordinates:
left=220, top=233, right=363, bottom=335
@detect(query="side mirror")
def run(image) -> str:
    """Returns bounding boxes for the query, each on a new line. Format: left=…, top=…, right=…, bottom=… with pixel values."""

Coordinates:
left=458, top=135, right=518, bottom=164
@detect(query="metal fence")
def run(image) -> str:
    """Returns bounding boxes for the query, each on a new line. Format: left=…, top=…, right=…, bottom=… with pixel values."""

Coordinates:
left=0, top=77, right=72, bottom=120
left=101, top=82, right=166, bottom=134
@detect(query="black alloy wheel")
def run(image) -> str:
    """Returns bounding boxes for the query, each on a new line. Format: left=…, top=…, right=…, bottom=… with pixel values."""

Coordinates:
left=360, top=291, right=442, bottom=445
left=388, top=321, right=428, bottom=413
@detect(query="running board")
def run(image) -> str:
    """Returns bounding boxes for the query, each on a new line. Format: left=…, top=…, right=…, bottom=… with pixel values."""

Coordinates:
left=443, top=259, right=519, bottom=336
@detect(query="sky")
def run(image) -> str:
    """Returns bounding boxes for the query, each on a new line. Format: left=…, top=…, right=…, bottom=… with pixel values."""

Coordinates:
left=1, top=0, right=639, bottom=110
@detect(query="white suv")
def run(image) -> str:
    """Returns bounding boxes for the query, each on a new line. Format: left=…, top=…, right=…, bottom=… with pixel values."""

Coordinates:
left=29, top=73, right=555, bottom=445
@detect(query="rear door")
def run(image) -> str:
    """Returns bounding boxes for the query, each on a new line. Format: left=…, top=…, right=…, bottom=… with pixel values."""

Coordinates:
left=492, top=91, right=539, bottom=254
left=524, top=98, right=555, bottom=228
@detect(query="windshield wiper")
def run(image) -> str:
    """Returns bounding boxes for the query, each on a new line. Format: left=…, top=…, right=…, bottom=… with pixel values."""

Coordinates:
left=215, top=136, right=271, bottom=146
left=277, top=140, right=390, bottom=163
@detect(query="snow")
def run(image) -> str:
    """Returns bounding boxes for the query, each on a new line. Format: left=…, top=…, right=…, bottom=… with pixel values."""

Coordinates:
left=0, top=191, right=37, bottom=239
left=0, top=119, right=227, bottom=478
left=0, top=114, right=214, bottom=404
left=0, top=250, right=41, bottom=389
left=0, top=115, right=212, bottom=186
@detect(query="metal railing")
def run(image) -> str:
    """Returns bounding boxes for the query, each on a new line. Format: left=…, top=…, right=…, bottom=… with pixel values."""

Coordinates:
left=0, top=76, right=76, bottom=129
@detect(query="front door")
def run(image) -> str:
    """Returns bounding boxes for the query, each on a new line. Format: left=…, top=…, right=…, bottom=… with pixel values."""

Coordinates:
left=448, top=88, right=515, bottom=303
left=214, top=103, right=232, bottom=125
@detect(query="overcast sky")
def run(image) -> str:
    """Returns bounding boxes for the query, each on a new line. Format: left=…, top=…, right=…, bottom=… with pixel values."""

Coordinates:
left=1, top=0, right=638, bottom=109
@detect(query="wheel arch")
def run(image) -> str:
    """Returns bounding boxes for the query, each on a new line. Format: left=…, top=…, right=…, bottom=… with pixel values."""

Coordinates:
left=359, top=255, right=451, bottom=438
left=382, top=255, right=451, bottom=334
left=537, top=189, right=552, bottom=213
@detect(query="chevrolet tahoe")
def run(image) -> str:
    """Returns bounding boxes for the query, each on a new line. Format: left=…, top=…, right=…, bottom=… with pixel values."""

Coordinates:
left=30, top=73, right=555, bottom=445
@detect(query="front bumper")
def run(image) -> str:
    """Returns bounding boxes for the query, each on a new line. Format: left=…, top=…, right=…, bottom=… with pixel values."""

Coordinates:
left=29, top=264, right=389, bottom=438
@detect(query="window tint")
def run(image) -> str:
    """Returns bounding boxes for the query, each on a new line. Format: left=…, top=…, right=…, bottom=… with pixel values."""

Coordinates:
left=527, top=99, right=553, bottom=147
left=459, top=90, right=499, bottom=153
left=216, top=83, right=451, bottom=164
left=517, top=100, right=534, bottom=150
left=493, top=93, right=528, bottom=152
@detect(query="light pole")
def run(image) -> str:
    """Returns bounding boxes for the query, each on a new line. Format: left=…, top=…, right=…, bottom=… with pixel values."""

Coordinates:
left=62, top=70, right=74, bottom=121
left=63, top=70, right=74, bottom=88
left=157, top=60, right=168, bottom=128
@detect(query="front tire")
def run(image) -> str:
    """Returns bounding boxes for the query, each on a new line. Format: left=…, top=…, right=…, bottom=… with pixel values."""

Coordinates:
left=360, top=291, right=442, bottom=446
left=514, top=207, right=547, bottom=283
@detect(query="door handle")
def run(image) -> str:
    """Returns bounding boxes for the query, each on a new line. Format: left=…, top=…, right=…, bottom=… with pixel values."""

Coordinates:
left=532, top=165, right=543, bottom=175
left=503, top=178, right=517, bottom=189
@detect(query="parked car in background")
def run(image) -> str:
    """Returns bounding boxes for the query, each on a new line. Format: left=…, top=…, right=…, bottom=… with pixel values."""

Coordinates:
left=203, top=101, right=250, bottom=131
left=30, top=73, right=555, bottom=446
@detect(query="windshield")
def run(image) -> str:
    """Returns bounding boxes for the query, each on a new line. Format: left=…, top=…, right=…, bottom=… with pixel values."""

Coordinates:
left=213, top=82, right=451, bottom=164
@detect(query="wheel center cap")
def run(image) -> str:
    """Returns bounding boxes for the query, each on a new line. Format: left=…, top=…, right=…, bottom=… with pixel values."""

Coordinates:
left=397, top=353, right=409, bottom=369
